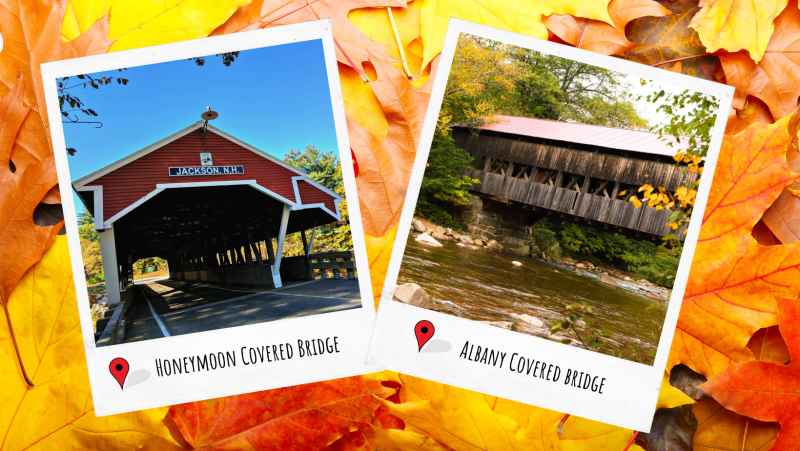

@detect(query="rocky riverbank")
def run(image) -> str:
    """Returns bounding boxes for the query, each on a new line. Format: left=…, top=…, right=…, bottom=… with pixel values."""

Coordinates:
left=410, top=217, right=671, bottom=302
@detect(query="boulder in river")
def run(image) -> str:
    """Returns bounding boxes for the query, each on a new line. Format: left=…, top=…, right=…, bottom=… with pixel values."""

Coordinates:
left=576, top=263, right=586, bottom=268
left=599, top=277, right=618, bottom=287
left=445, top=228, right=453, bottom=236
left=481, top=321, right=517, bottom=331
left=511, top=261, right=522, bottom=266
left=435, top=226, right=447, bottom=235
left=452, top=231, right=462, bottom=240
left=394, top=283, right=439, bottom=311
left=432, top=231, right=448, bottom=240
left=474, top=239, right=484, bottom=246
left=456, top=242, right=466, bottom=247
left=510, top=313, right=544, bottom=328
left=411, top=219, right=426, bottom=232
left=645, top=291, right=664, bottom=300
left=461, top=235, right=475, bottom=244
left=415, top=233, right=443, bottom=247
left=487, top=240, right=503, bottom=250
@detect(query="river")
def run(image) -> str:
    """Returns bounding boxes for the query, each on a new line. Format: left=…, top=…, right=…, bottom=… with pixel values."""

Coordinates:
left=397, top=233, right=668, bottom=365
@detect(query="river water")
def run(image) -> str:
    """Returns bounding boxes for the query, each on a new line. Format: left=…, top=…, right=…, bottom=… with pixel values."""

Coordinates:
left=397, top=233, right=668, bottom=365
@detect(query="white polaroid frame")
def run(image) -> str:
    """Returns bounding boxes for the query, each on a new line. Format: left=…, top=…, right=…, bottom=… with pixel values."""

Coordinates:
left=42, top=19, right=379, bottom=416
left=365, top=19, right=734, bottom=432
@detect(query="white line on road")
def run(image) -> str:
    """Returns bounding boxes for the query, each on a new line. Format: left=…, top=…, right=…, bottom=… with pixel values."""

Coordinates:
left=142, top=290, right=171, bottom=338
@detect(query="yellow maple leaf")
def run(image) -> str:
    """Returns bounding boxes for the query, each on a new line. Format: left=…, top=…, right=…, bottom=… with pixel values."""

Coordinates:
left=558, top=416, right=643, bottom=451
left=382, top=374, right=560, bottom=450
left=61, top=0, right=250, bottom=51
left=689, top=0, right=788, bottom=63
left=366, top=224, right=398, bottom=309
left=0, top=237, right=179, bottom=451
left=340, top=63, right=389, bottom=140
left=418, top=0, right=614, bottom=70
left=349, top=1, right=426, bottom=78
left=375, top=427, right=452, bottom=451
left=655, top=372, right=695, bottom=410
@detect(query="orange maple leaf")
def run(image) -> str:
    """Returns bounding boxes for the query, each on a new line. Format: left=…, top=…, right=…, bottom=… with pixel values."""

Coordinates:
left=667, top=112, right=800, bottom=379
left=349, top=57, right=436, bottom=237
left=0, top=0, right=112, bottom=384
left=700, top=296, right=800, bottom=450
left=169, top=374, right=396, bottom=450
left=543, top=0, right=670, bottom=56
left=211, top=0, right=406, bottom=74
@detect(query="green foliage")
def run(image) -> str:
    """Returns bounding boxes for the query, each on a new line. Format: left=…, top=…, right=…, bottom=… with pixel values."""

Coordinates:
left=284, top=145, right=343, bottom=191
left=531, top=219, right=679, bottom=287
left=283, top=148, right=351, bottom=255
left=638, top=82, right=720, bottom=158
left=415, top=123, right=478, bottom=227
left=510, top=51, right=649, bottom=130
left=530, top=219, right=560, bottom=257
left=550, top=301, right=618, bottom=355
left=133, top=257, right=167, bottom=276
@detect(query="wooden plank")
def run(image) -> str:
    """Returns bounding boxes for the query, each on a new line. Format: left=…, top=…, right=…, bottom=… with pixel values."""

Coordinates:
left=310, top=261, right=357, bottom=270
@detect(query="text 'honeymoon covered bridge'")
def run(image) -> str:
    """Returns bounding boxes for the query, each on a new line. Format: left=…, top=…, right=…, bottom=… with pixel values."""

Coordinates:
left=73, top=122, right=342, bottom=305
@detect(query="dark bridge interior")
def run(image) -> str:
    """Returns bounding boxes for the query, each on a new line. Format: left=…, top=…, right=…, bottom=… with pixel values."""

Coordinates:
left=109, top=185, right=337, bottom=275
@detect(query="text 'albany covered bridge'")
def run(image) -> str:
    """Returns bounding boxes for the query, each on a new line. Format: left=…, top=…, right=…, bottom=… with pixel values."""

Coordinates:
left=456, top=115, right=698, bottom=242
left=73, top=122, right=343, bottom=306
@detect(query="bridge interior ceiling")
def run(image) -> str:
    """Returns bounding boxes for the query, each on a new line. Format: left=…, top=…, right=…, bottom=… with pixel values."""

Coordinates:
left=111, top=185, right=336, bottom=261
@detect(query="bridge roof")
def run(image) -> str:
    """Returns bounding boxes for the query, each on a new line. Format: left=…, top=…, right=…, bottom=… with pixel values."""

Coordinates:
left=476, top=115, right=689, bottom=157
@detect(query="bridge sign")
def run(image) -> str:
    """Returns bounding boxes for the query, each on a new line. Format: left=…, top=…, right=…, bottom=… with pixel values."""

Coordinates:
left=168, top=166, right=244, bottom=176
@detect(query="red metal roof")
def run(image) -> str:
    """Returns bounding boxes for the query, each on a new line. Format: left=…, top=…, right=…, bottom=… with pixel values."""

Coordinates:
left=476, top=115, right=689, bottom=157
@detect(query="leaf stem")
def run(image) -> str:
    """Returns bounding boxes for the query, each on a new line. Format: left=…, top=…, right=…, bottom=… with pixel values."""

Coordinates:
left=557, top=414, right=570, bottom=435
left=2, top=303, right=34, bottom=386
left=651, top=53, right=714, bottom=67
left=387, top=7, right=412, bottom=79
left=569, top=323, right=591, bottom=350
left=622, top=431, right=639, bottom=451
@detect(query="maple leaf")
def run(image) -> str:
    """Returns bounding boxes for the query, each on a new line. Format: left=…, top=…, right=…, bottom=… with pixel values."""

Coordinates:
left=169, top=372, right=396, bottom=450
left=340, top=63, right=389, bottom=141
left=60, top=0, right=249, bottom=51
left=559, top=415, right=643, bottom=451
left=667, top=112, right=800, bottom=379
left=700, top=297, right=800, bottom=450
left=418, top=0, right=614, bottom=70
left=691, top=396, right=779, bottom=451
left=622, top=0, right=719, bottom=80
left=543, top=14, right=636, bottom=56
left=380, top=374, right=561, bottom=451
left=366, top=224, right=397, bottom=309
left=725, top=97, right=775, bottom=136
left=349, top=57, right=436, bottom=237
left=210, top=0, right=405, bottom=74
left=349, top=1, right=427, bottom=79
left=374, top=427, right=452, bottom=451
left=543, top=0, right=670, bottom=56
left=760, top=118, right=800, bottom=242
left=0, top=237, right=180, bottom=450
left=718, top=0, right=800, bottom=122
left=689, top=0, right=788, bottom=63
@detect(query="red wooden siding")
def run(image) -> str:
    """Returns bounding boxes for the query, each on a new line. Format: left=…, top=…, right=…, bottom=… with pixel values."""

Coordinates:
left=86, top=129, right=337, bottom=220
left=297, top=180, right=338, bottom=213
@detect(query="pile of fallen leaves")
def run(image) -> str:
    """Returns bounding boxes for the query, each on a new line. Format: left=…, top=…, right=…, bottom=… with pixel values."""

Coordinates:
left=1, top=0, right=798, bottom=449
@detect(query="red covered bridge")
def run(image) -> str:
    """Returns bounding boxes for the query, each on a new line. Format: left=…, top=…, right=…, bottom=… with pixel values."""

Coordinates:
left=74, top=122, right=342, bottom=306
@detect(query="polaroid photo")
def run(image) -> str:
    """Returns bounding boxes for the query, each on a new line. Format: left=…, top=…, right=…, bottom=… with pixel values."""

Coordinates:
left=365, top=19, right=734, bottom=431
left=42, top=19, right=378, bottom=416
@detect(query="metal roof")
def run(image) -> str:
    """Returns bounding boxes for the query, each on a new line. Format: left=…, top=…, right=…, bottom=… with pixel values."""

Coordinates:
left=475, top=115, right=689, bottom=157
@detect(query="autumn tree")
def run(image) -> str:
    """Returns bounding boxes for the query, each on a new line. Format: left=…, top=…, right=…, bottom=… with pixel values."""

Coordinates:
left=283, top=147, right=352, bottom=255
left=78, top=210, right=103, bottom=283
left=628, top=82, right=720, bottom=243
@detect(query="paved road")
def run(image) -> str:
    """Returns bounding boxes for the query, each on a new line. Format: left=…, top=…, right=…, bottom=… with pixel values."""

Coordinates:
left=123, top=279, right=361, bottom=343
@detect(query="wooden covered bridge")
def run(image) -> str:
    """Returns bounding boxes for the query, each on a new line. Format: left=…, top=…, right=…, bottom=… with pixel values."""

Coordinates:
left=454, top=115, right=697, bottom=244
left=74, top=122, right=351, bottom=307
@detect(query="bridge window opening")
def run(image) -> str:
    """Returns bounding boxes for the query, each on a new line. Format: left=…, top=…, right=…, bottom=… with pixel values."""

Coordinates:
left=588, top=178, right=614, bottom=197
left=133, top=257, right=168, bottom=281
left=559, top=172, right=583, bottom=190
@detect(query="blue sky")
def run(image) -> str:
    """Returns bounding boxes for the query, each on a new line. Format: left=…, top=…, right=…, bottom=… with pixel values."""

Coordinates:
left=60, top=39, right=339, bottom=214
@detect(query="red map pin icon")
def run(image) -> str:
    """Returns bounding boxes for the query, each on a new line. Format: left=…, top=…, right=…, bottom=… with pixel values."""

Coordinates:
left=109, top=358, right=129, bottom=390
left=414, top=320, right=435, bottom=351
